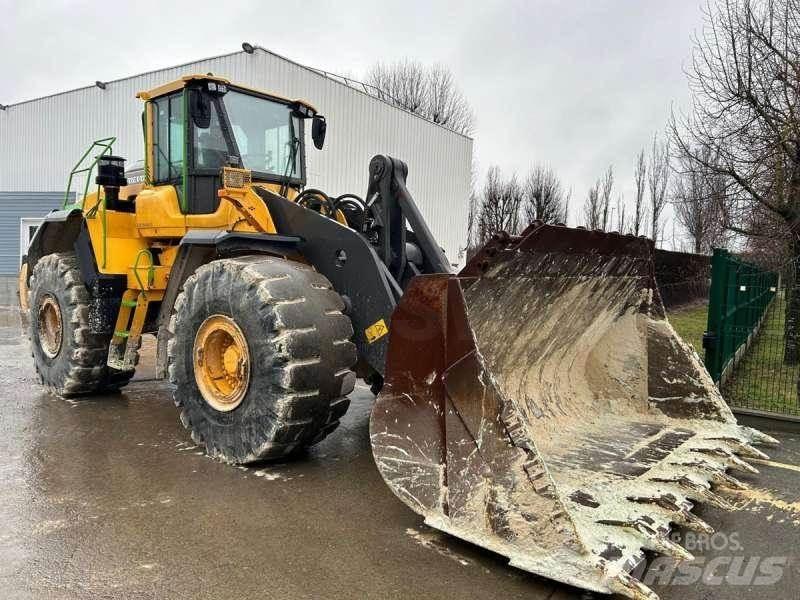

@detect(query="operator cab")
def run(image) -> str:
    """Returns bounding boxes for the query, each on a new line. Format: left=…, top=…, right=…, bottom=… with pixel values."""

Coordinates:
left=136, top=75, right=326, bottom=214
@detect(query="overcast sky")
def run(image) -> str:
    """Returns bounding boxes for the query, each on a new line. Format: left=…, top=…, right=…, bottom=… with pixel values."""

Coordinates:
left=1, top=0, right=705, bottom=247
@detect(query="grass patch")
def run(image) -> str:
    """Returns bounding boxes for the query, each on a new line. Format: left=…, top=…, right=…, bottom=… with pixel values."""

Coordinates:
left=723, top=296, right=800, bottom=416
left=667, top=300, right=799, bottom=416
left=668, top=303, right=708, bottom=352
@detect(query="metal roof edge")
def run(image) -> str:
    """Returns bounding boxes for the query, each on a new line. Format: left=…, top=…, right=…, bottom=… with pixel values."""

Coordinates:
left=2, top=49, right=243, bottom=109
left=3, top=45, right=474, bottom=142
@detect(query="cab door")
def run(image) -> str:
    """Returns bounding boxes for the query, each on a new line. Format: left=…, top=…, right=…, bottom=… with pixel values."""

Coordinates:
left=151, top=91, right=185, bottom=208
left=186, top=87, right=238, bottom=214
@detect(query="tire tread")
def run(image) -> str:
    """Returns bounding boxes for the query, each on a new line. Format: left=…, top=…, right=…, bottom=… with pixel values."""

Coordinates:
left=168, top=256, right=357, bottom=463
left=29, top=252, right=137, bottom=397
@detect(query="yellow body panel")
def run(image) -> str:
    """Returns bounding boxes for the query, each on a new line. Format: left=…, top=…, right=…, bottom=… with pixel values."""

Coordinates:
left=83, top=180, right=290, bottom=281
left=127, top=266, right=170, bottom=291
left=134, top=185, right=279, bottom=237
left=133, top=186, right=186, bottom=237
left=156, top=244, right=180, bottom=267
left=83, top=197, right=149, bottom=274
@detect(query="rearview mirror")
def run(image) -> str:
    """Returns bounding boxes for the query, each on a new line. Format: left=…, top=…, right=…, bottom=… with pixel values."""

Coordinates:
left=312, top=115, right=327, bottom=150
left=190, top=91, right=211, bottom=129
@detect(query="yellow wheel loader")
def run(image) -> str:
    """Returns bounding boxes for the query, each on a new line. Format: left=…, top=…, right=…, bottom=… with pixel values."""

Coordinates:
left=20, top=75, right=776, bottom=599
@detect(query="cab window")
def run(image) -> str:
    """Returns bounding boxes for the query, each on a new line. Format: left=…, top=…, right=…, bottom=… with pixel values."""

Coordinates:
left=193, top=99, right=229, bottom=171
left=223, top=90, right=301, bottom=177
left=153, top=93, right=184, bottom=183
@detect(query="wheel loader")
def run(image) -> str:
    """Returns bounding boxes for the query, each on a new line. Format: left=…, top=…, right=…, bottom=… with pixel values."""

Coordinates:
left=20, top=74, right=777, bottom=600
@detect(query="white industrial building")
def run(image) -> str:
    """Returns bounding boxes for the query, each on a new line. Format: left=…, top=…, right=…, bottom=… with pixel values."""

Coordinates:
left=0, top=46, right=472, bottom=274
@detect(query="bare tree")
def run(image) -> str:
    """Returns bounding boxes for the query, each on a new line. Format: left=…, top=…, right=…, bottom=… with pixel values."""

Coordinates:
left=465, top=190, right=480, bottom=260
left=741, top=209, right=794, bottom=268
left=615, top=193, right=628, bottom=233
left=426, top=64, right=475, bottom=136
left=670, top=0, right=800, bottom=361
left=366, top=60, right=426, bottom=113
left=583, top=166, right=614, bottom=229
left=672, top=147, right=728, bottom=253
left=648, top=134, right=670, bottom=244
left=366, top=60, right=475, bottom=135
left=477, top=167, right=524, bottom=243
left=522, top=164, right=570, bottom=224
left=464, top=160, right=481, bottom=259
left=633, top=148, right=648, bottom=236
left=600, top=165, right=614, bottom=229
left=583, top=182, right=602, bottom=229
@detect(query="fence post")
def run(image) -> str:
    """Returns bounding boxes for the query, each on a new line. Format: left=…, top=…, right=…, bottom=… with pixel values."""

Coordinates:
left=704, top=248, right=727, bottom=382
left=785, top=257, right=800, bottom=365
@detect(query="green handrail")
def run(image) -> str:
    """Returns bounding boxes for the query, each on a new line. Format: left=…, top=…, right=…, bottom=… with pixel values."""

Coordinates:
left=132, top=249, right=156, bottom=299
left=63, top=137, right=117, bottom=209
left=64, top=137, right=118, bottom=268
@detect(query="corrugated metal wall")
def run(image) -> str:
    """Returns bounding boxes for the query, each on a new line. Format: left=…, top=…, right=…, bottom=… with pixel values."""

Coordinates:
left=0, top=192, right=63, bottom=274
left=0, top=49, right=473, bottom=265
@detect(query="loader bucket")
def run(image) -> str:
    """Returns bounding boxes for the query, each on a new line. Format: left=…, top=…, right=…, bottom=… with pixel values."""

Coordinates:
left=370, top=223, right=777, bottom=600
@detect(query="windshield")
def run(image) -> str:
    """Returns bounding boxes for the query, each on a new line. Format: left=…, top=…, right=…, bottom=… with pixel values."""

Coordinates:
left=222, top=90, right=301, bottom=178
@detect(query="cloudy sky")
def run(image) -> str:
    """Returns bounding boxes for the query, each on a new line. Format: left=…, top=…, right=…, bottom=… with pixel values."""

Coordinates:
left=1, top=0, right=705, bottom=246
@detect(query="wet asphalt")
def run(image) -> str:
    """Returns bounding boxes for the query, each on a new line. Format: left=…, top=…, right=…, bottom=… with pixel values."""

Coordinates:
left=0, top=305, right=798, bottom=600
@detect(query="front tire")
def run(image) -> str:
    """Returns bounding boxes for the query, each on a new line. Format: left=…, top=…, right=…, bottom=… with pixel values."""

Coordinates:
left=29, top=252, right=136, bottom=396
left=168, top=256, right=357, bottom=463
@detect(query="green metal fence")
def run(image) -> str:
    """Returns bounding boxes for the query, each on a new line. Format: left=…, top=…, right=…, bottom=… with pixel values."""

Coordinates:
left=703, top=249, right=778, bottom=387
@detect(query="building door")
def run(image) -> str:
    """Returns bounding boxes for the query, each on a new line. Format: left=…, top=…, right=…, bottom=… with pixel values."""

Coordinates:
left=20, top=218, right=44, bottom=265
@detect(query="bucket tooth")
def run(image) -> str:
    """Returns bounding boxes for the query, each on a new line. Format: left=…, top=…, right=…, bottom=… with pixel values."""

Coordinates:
left=736, top=443, right=769, bottom=460
left=689, top=447, right=759, bottom=474
left=627, top=495, right=714, bottom=533
left=703, top=467, right=749, bottom=490
left=742, top=427, right=780, bottom=446
left=607, top=568, right=661, bottom=600
left=597, top=519, right=694, bottom=561
left=673, top=508, right=714, bottom=533
left=647, top=534, right=694, bottom=561
left=706, top=437, right=770, bottom=460
left=712, top=470, right=748, bottom=490
left=693, top=487, right=735, bottom=511
left=668, top=459, right=749, bottom=490
left=723, top=454, right=758, bottom=474
left=650, top=476, right=735, bottom=510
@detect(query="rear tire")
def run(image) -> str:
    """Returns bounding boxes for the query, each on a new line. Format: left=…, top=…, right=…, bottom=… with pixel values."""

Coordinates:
left=168, top=255, right=357, bottom=463
left=29, top=252, right=137, bottom=396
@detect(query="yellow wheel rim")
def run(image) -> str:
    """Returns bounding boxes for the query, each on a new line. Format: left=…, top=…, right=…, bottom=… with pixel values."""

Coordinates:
left=37, top=294, right=63, bottom=358
left=193, top=315, right=250, bottom=412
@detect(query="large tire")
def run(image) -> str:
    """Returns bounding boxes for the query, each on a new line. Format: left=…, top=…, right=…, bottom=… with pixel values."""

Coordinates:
left=29, top=252, right=137, bottom=396
left=168, top=255, right=357, bottom=463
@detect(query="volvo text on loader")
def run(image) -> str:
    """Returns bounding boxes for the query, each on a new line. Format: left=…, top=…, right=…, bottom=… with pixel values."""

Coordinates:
left=20, top=75, right=777, bottom=600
